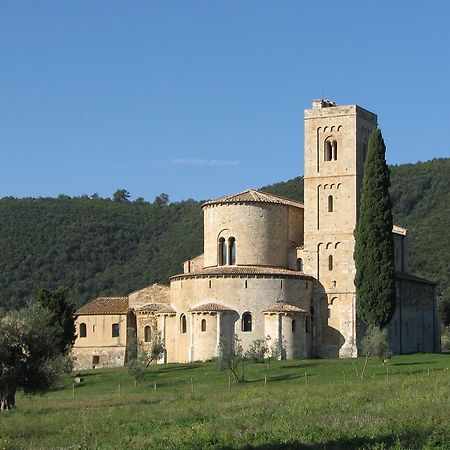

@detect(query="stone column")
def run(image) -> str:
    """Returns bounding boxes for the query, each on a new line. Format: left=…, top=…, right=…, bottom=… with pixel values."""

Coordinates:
left=189, top=313, right=194, bottom=362
left=216, top=312, right=221, bottom=356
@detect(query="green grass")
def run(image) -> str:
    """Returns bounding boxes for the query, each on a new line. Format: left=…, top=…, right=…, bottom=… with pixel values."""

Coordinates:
left=1, top=354, right=449, bottom=449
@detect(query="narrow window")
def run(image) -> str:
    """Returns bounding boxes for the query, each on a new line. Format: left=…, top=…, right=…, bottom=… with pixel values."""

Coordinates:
left=291, top=319, right=296, bottom=333
left=228, top=237, right=236, bottom=265
left=80, top=323, right=87, bottom=338
left=144, top=325, right=151, bottom=342
left=92, top=324, right=95, bottom=333
left=112, top=323, right=120, bottom=338
left=201, top=319, right=206, bottom=332
left=245, top=280, right=248, bottom=289
left=305, top=317, right=309, bottom=333
left=327, top=307, right=331, bottom=319
left=92, top=355, right=100, bottom=366
left=332, top=140, right=338, bottom=160
left=280, top=280, right=283, bottom=289
left=209, top=279, right=212, bottom=289
left=218, top=237, right=226, bottom=266
left=328, top=195, right=333, bottom=212
left=324, top=141, right=332, bottom=161
left=328, top=255, right=333, bottom=271
left=242, top=312, right=252, bottom=332
left=296, top=258, right=303, bottom=272
left=180, top=314, right=187, bottom=334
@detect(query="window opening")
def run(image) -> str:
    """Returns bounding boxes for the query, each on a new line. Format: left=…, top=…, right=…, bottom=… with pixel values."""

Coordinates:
left=218, top=237, right=226, bottom=266
left=112, top=323, right=120, bottom=338
left=180, top=314, right=187, bottom=334
left=242, top=312, right=252, bottom=332
left=201, top=319, right=206, bottom=332
left=80, top=323, right=87, bottom=338
left=332, top=140, right=338, bottom=160
left=144, top=325, right=151, bottom=342
left=328, top=255, right=333, bottom=271
left=328, top=195, right=333, bottom=212
left=296, top=258, right=303, bottom=272
left=325, top=141, right=332, bottom=161
left=291, top=319, right=296, bottom=332
left=92, top=355, right=100, bottom=366
left=228, top=237, right=236, bottom=265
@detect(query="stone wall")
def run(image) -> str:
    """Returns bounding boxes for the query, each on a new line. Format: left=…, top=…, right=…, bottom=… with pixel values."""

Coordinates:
left=128, top=284, right=170, bottom=309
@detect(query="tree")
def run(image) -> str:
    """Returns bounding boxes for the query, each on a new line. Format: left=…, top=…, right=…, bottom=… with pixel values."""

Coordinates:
left=145, top=333, right=166, bottom=367
left=0, top=303, right=71, bottom=410
left=153, top=193, right=169, bottom=207
left=438, top=289, right=450, bottom=327
left=218, top=335, right=246, bottom=383
left=354, top=129, right=396, bottom=328
left=113, top=189, right=130, bottom=202
left=36, top=287, right=76, bottom=353
left=361, top=326, right=391, bottom=360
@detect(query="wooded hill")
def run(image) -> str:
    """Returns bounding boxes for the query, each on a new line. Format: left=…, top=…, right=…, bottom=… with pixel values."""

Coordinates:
left=0, top=158, right=448, bottom=311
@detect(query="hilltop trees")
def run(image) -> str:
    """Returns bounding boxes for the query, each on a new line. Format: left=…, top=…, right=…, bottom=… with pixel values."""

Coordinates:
left=354, top=129, right=396, bottom=328
left=0, top=303, right=71, bottom=410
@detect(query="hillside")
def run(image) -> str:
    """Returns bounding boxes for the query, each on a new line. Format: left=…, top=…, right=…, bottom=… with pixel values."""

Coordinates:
left=0, top=158, right=448, bottom=310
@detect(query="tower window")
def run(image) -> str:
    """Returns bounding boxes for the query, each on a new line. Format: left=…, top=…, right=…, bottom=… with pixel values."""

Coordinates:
left=79, top=323, right=87, bottom=338
left=332, top=140, right=338, bottom=160
left=201, top=319, right=206, bottom=332
left=180, top=314, right=187, bottom=334
left=242, top=312, right=252, bottom=332
left=296, top=258, right=303, bottom=272
left=328, top=255, right=333, bottom=271
left=324, top=140, right=332, bottom=161
left=218, top=237, right=226, bottom=266
left=144, top=325, right=151, bottom=342
left=291, top=319, right=296, bottom=333
left=228, top=237, right=236, bottom=265
left=328, top=195, right=334, bottom=212
left=112, top=323, right=120, bottom=338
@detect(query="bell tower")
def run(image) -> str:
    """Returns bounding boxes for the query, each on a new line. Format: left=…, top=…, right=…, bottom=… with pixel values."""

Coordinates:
left=302, top=100, right=377, bottom=357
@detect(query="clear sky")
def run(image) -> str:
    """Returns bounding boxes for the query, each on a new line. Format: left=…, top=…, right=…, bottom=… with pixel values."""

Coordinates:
left=1, top=1, right=449, bottom=202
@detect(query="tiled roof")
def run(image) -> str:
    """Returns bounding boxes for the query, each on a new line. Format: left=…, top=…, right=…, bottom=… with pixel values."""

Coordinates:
left=262, top=303, right=308, bottom=314
left=75, top=297, right=129, bottom=315
left=202, top=189, right=304, bottom=209
left=396, top=272, right=437, bottom=286
left=155, top=305, right=177, bottom=314
left=171, top=265, right=310, bottom=280
left=135, top=303, right=164, bottom=313
left=189, top=303, right=235, bottom=312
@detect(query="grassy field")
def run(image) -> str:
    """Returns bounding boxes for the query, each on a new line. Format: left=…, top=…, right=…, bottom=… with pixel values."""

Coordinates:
left=1, top=354, right=449, bottom=449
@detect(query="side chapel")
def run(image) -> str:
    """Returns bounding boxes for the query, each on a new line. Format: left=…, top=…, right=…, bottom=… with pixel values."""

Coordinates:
left=72, top=100, right=440, bottom=370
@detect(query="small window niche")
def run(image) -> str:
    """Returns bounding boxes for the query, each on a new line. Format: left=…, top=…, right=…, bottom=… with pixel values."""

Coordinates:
left=180, top=314, right=187, bottom=334
left=79, top=323, right=87, bottom=338
left=201, top=319, right=206, bottom=332
left=328, top=195, right=333, bottom=212
left=112, top=323, right=120, bottom=338
left=241, top=312, right=252, bottom=332
left=144, top=325, right=151, bottom=342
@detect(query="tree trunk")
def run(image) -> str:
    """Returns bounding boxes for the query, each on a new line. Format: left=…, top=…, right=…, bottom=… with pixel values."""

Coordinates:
left=0, top=389, right=16, bottom=411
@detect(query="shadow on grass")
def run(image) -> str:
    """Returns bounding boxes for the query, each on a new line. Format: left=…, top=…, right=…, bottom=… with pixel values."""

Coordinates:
left=156, top=364, right=202, bottom=373
left=218, top=430, right=434, bottom=449
left=280, top=361, right=323, bottom=370
left=392, top=361, right=440, bottom=366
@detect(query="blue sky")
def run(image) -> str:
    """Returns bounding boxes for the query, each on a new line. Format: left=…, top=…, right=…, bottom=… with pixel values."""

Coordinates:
left=1, top=1, right=449, bottom=202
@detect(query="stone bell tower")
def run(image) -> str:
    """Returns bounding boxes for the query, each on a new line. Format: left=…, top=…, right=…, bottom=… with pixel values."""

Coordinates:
left=302, top=100, right=377, bottom=357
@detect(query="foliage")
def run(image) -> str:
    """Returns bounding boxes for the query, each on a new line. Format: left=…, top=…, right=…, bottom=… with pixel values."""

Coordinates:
left=218, top=334, right=246, bottom=383
left=36, top=287, right=76, bottom=352
left=0, top=355, right=449, bottom=448
left=0, top=302, right=71, bottom=410
left=354, top=129, right=396, bottom=328
left=437, top=289, right=450, bottom=326
left=127, top=334, right=148, bottom=382
left=361, top=326, right=391, bottom=360
left=146, top=333, right=166, bottom=367
left=245, top=337, right=269, bottom=362
left=441, top=327, right=450, bottom=352
left=113, top=189, right=130, bottom=202
left=0, top=158, right=448, bottom=318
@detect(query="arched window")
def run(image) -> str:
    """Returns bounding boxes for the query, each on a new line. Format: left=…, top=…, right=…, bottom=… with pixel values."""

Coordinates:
left=144, top=325, right=151, bottom=342
left=291, top=319, right=296, bottom=333
left=332, top=140, right=338, bottom=160
left=242, top=312, right=252, bottom=332
left=328, top=255, right=333, bottom=271
left=201, top=319, right=206, bottom=332
left=228, top=237, right=236, bottom=265
left=328, top=195, right=333, bottom=212
left=218, top=237, right=226, bottom=266
left=79, top=323, right=87, bottom=338
left=324, top=140, right=332, bottom=161
left=296, top=258, right=303, bottom=272
left=180, top=314, right=187, bottom=334
left=112, top=323, right=120, bottom=338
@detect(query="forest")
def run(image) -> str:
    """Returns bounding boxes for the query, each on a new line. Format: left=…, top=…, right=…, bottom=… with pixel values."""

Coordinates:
left=0, top=158, right=448, bottom=314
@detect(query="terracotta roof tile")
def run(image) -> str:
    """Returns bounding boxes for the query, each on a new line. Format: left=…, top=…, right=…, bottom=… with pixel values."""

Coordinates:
left=262, top=303, right=308, bottom=314
left=189, top=303, right=235, bottom=312
left=75, top=297, right=129, bottom=315
left=135, top=303, right=164, bottom=313
left=155, top=305, right=176, bottom=314
left=171, top=265, right=309, bottom=280
left=202, top=189, right=304, bottom=209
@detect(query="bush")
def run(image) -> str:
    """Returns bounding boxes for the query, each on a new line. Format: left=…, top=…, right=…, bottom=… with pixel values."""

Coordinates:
left=362, top=326, right=391, bottom=360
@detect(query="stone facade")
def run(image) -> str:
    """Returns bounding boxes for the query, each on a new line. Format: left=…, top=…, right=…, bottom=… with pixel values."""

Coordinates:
left=72, top=100, right=440, bottom=370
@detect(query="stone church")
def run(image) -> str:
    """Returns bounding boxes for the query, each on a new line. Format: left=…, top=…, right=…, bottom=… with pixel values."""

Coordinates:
left=72, top=100, right=440, bottom=370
